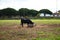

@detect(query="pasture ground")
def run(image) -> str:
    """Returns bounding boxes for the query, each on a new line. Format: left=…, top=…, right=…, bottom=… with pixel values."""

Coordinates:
left=0, top=19, right=60, bottom=40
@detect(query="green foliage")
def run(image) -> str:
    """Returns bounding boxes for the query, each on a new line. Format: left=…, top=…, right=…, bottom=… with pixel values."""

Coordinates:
left=19, top=8, right=30, bottom=16
left=18, top=8, right=38, bottom=17
left=0, top=8, right=60, bottom=19
left=0, top=8, right=18, bottom=18
left=39, top=9, right=53, bottom=17
left=28, top=9, right=38, bottom=17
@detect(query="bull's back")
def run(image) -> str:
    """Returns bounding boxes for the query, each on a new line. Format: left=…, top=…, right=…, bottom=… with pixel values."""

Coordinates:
left=21, top=18, right=33, bottom=24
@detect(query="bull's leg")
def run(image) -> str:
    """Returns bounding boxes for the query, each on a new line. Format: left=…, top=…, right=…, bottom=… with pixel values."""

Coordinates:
left=21, top=22, right=23, bottom=27
left=22, top=23, right=23, bottom=27
left=27, top=24, right=29, bottom=27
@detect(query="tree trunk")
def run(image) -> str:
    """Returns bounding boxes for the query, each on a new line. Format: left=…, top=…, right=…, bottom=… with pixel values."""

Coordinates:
left=44, top=13, right=46, bottom=17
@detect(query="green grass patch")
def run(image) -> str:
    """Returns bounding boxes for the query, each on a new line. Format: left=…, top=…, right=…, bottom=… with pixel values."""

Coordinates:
left=32, top=19, right=60, bottom=24
left=0, top=19, right=60, bottom=25
left=0, top=20, right=20, bottom=26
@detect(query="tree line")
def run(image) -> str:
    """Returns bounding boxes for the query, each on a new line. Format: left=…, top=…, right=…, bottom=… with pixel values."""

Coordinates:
left=0, top=8, right=55, bottom=19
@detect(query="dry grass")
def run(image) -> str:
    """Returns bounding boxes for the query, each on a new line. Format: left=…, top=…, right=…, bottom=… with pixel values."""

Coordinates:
left=0, top=24, right=60, bottom=40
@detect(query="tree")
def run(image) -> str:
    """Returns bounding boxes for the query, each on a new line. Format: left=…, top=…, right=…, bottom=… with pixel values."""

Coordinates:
left=58, top=10, right=60, bottom=13
left=0, top=10, right=2, bottom=17
left=19, top=8, right=29, bottom=17
left=1, top=8, right=17, bottom=18
left=39, top=9, right=53, bottom=17
left=29, top=9, right=38, bottom=17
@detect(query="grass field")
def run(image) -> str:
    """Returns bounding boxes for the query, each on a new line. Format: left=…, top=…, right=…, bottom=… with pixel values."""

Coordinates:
left=0, top=19, right=60, bottom=40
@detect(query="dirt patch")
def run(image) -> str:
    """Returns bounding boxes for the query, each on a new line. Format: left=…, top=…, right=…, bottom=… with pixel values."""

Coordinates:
left=0, top=24, right=60, bottom=30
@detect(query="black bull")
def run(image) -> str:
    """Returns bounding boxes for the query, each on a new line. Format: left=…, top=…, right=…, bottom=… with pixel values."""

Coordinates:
left=21, top=18, right=34, bottom=27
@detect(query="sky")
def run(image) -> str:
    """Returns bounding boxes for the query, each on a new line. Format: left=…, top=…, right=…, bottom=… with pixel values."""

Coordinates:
left=0, top=0, right=60, bottom=13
